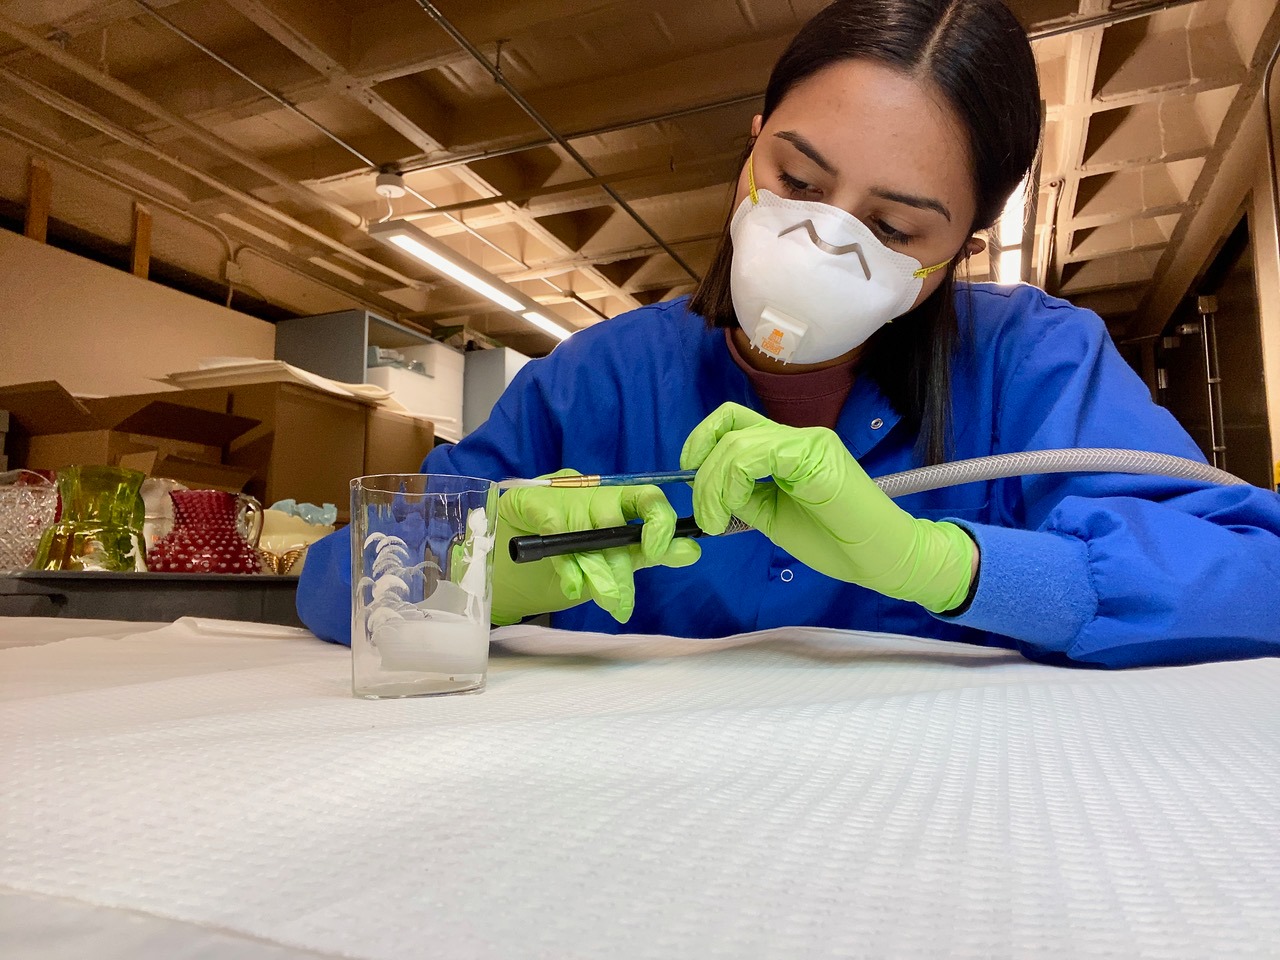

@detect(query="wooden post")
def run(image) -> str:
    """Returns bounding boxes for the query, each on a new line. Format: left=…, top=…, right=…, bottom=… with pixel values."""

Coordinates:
left=131, top=202, right=152, bottom=279
left=24, top=158, right=51, bottom=242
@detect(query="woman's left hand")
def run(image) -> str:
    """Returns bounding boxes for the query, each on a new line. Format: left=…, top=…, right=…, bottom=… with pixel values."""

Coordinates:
left=680, top=402, right=977, bottom=613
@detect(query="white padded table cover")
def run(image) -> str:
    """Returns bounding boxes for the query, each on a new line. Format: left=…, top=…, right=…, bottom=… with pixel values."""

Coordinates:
left=2, top=616, right=1279, bottom=959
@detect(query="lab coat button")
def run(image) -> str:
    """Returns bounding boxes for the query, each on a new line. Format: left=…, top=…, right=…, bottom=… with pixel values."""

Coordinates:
left=779, top=568, right=794, bottom=582
left=870, top=418, right=884, bottom=430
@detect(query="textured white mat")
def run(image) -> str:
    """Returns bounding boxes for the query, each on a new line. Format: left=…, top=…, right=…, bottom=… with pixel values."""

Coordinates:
left=2, top=618, right=1279, bottom=959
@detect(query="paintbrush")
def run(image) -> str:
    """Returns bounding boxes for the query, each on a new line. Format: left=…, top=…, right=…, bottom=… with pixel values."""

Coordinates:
left=497, top=469, right=696, bottom=490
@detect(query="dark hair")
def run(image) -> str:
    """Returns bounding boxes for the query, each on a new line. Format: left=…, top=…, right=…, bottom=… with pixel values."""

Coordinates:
left=689, top=0, right=1042, bottom=464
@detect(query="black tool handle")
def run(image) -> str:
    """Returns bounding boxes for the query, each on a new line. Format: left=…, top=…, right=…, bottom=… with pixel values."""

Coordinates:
left=509, top=516, right=706, bottom=563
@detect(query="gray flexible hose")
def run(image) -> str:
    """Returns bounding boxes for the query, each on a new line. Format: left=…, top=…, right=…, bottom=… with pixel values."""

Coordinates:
left=872, top=448, right=1246, bottom=499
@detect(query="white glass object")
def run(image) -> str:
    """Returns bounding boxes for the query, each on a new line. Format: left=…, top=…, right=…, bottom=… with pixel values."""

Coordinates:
left=350, top=474, right=498, bottom=698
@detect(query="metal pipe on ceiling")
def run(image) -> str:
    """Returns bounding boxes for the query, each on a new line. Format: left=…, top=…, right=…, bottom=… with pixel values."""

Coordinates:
left=398, top=153, right=740, bottom=219
left=492, top=232, right=724, bottom=282
left=0, top=10, right=365, bottom=229
left=395, top=92, right=763, bottom=178
left=0, top=68, right=421, bottom=291
left=129, top=0, right=380, bottom=171
left=1028, top=0, right=1206, bottom=41
left=232, top=247, right=408, bottom=319
left=411, top=0, right=702, bottom=283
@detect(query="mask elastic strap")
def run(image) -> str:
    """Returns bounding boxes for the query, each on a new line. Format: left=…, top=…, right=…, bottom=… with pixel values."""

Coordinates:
left=912, top=258, right=950, bottom=280
left=747, top=153, right=759, bottom=205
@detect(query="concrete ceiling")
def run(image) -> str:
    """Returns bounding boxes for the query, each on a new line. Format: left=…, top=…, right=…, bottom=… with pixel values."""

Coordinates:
left=0, top=0, right=1277, bottom=355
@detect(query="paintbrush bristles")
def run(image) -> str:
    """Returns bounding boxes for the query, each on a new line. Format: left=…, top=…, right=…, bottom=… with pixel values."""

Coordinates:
left=496, top=477, right=552, bottom=490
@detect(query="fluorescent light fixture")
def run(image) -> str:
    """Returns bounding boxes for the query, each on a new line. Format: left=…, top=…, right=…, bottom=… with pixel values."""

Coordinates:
left=368, top=219, right=577, bottom=342
left=522, top=311, right=573, bottom=341
left=999, top=248, right=1023, bottom=283
left=384, top=233, right=523, bottom=312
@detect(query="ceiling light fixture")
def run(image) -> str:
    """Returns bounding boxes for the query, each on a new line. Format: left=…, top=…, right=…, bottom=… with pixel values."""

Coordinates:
left=522, top=311, right=572, bottom=342
left=369, top=219, right=574, bottom=341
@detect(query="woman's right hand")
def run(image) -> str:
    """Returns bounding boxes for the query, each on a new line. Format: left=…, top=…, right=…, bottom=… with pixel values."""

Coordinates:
left=491, top=470, right=701, bottom=625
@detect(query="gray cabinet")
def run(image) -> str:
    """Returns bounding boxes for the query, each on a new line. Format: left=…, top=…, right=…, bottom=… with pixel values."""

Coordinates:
left=274, top=310, right=432, bottom=385
left=274, top=310, right=465, bottom=442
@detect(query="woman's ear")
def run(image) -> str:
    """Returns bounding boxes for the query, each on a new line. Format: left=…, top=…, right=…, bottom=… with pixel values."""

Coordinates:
left=963, top=236, right=987, bottom=258
left=751, top=114, right=763, bottom=138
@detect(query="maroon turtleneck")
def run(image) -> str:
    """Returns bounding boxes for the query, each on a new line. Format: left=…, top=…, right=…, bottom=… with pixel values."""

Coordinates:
left=724, top=330, right=858, bottom=430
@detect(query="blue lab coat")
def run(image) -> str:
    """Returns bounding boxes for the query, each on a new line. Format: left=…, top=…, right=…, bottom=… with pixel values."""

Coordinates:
left=299, top=285, right=1280, bottom=667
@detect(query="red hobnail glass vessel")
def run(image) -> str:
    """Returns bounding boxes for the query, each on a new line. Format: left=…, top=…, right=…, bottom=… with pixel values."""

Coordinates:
left=147, top=490, right=264, bottom=574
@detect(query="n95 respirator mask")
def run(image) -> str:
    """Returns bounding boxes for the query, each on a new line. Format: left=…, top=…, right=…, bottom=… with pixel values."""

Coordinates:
left=728, top=159, right=950, bottom=365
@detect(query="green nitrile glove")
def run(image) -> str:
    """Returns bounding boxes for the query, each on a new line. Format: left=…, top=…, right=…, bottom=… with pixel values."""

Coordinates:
left=680, top=403, right=976, bottom=614
left=491, top=469, right=702, bottom=626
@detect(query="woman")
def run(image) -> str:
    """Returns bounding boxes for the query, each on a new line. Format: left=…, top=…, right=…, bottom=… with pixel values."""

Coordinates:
left=299, top=0, right=1280, bottom=667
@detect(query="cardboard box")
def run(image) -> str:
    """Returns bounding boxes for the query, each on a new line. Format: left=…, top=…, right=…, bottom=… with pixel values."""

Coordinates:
left=364, top=408, right=434, bottom=477
left=59, top=382, right=444, bottom=520
left=158, top=383, right=368, bottom=521
left=0, top=381, right=258, bottom=491
left=116, top=451, right=254, bottom=494
left=227, top=383, right=366, bottom=518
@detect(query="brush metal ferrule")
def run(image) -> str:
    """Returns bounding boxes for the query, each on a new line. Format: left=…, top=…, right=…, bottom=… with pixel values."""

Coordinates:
left=546, top=474, right=603, bottom=488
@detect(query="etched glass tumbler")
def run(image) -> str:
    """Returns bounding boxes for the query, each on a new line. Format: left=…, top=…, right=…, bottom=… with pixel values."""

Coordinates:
left=350, top=474, right=498, bottom=698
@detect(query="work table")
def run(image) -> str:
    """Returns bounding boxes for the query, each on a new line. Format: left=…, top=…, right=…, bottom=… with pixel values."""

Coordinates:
left=3, top=617, right=1278, bottom=958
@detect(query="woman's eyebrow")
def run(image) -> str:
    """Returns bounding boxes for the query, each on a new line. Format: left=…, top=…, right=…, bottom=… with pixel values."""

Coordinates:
left=773, top=130, right=953, bottom=222
left=870, top=187, right=952, bottom=222
left=773, top=130, right=836, bottom=175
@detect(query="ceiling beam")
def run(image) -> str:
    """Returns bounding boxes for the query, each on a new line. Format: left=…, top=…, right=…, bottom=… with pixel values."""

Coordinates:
left=494, top=232, right=722, bottom=278
left=385, top=154, right=740, bottom=230
left=438, top=30, right=791, bottom=156
left=0, top=10, right=367, bottom=229
left=1136, top=4, right=1280, bottom=334
left=218, top=0, right=443, bottom=156
left=216, top=0, right=647, bottom=321
left=85, top=0, right=773, bottom=168
left=307, top=92, right=762, bottom=190
left=349, top=0, right=653, bottom=84
left=1042, top=1, right=1108, bottom=294
left=0, top=0, right=182, bottom=61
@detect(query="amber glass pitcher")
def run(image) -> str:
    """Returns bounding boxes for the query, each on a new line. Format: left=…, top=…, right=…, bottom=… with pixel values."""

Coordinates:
left=32, top=465, right=146, bottom=572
